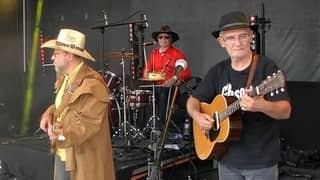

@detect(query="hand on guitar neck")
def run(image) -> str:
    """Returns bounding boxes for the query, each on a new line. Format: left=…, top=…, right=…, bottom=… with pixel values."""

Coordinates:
left=239, top=87, right=262, bottom=112
left=240, top=87, right=291, bottom=119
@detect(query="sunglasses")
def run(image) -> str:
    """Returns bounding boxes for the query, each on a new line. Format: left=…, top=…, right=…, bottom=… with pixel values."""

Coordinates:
left=157, top=35, right=170, bottom=40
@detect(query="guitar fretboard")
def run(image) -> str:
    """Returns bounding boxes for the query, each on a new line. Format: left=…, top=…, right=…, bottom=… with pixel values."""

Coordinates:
left=218, top=100, right=241, bottom=122
left=216, top=70, right=284, bottom=123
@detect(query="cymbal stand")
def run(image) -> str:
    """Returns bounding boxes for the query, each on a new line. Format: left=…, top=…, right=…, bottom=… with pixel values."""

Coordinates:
left=120, top=50, right=130, bottom=146
left=143, top=80, right=161, bottom=145
left=112, top=50, right=146, bottom=146
left=111, top=49, right=132, bottom=147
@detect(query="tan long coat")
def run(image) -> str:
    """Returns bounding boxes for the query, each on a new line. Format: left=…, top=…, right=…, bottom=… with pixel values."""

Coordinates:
left=44, top=64, right=115, bottom=180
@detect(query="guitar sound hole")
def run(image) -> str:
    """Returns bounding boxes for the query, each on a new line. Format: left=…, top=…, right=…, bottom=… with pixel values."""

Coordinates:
left=209, top=128, right=219, bottom=141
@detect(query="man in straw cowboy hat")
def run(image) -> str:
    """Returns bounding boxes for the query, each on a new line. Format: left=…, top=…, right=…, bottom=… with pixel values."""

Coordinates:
left=143, top=25, right=191, bottom=129
left=187, top=11, right=291, bottom=180
left=39, top=29, right=115, bottom=180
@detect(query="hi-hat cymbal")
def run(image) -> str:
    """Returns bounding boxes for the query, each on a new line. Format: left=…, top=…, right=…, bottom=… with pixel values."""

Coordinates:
left=107, top=52, right=138, bottom=60
left=139, top=72, right=166, bottom=81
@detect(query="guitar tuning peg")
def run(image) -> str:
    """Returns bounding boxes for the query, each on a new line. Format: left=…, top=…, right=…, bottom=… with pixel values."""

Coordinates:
left=270, top=92, right=274, bottom=96
left=273, top=73, right=276, bottom=76
left=267, top=76, right=271, bottom=79
left=276, top=89, right=279, bottom=94
left=280, top=88, right=285, bottom=92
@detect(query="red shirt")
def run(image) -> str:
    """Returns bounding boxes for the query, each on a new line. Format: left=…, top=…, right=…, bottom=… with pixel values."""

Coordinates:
left=145, top=46, right=192, bottom=85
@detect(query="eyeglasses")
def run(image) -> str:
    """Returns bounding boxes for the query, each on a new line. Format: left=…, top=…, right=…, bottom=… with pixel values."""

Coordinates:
left=221, top=34, right=251, bottom=44
left=157, top=35, right=170, bottom=40
left=52, top=51, right=66, bottom=58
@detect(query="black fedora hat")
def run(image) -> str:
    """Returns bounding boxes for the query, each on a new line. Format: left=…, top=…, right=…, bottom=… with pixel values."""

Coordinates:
left=211, top=11, right=254, bottom=38
left=152, top=25, right=179, bottom=43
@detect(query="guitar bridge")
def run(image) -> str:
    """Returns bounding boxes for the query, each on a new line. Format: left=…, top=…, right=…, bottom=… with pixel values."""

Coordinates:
left=212, top=112, right=220, bottom=131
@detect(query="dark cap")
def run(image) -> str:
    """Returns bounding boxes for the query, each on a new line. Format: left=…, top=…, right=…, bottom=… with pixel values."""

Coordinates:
left=211, top=11, right=253, bottom=38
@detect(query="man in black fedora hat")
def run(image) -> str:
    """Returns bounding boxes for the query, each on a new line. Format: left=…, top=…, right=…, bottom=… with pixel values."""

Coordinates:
left=187, top=11, right=291, bottom=180
left=143, top=25, right=191, bottom=129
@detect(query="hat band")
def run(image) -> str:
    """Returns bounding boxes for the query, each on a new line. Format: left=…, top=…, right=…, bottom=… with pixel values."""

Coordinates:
left=221, top=22, right=249, bottom=30
left=56, top=41, right=84, bottom=52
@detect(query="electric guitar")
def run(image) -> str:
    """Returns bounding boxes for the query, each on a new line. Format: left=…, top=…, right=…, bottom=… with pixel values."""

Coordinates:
left=193, top=70, right=286, bottom=160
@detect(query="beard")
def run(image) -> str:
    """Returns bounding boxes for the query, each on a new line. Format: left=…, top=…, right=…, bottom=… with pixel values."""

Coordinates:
left=54, top=59, right=68, bottom=73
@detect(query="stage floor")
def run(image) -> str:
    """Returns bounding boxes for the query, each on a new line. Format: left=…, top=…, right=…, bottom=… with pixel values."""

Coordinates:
left=0, top=133, right=208, bottom=180
left=0, top=135, right=319, bottom=180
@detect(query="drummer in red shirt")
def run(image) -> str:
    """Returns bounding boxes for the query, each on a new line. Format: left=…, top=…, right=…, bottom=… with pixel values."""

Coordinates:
left=144, top=25, right=192, bottom=129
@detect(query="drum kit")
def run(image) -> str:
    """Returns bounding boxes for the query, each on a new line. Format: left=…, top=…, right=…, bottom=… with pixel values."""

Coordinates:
left=89, top=13, right=191, bottom=179
left=103, top=50, right=166, bottom=147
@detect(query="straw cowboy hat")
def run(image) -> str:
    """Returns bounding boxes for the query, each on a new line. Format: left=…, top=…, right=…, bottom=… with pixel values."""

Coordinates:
left=211, top=11, right=255, bottom=38
left=41, top=28, right=95, bottom=61
left=152, top=25, right=180, bottom=43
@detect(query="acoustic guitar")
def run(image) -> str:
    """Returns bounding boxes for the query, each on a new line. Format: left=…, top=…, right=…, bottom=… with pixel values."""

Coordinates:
left=193, top=70, right=286, bottom=160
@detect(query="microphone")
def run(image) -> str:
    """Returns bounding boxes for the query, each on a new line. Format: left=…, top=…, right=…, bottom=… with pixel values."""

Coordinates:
left=141, top=13, right=148, bottom=28
left=174, top=59, right=188, bottom=77
left=143, top=41, right=157, bottom=46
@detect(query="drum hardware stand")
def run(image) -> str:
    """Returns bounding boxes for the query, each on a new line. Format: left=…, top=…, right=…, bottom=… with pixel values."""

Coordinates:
left=112, top=49, right=131, bottom=147
left=131, top=107, right=146, bottom=140
left=112, top=49, right=146, bottom=146
left=146, top=81, right=181, bottom=180
left=142, top=80, right=161, bottom=145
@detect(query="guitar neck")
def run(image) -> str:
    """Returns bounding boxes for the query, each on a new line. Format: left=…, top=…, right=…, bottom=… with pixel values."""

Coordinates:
left=218, top=100, right=241, bottom=122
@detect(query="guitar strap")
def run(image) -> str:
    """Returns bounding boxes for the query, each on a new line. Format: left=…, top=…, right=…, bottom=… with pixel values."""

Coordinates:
left=246, top=52, right=259, bottom=88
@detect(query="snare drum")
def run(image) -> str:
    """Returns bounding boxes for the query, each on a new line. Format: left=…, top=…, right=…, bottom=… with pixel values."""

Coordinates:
left=128, top=90, right=151, bottom=108
left=104, top=71, right=121, bottom=92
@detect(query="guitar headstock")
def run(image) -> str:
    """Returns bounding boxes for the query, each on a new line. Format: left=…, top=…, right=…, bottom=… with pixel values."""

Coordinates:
left=254, top=70, right=285, bottom=97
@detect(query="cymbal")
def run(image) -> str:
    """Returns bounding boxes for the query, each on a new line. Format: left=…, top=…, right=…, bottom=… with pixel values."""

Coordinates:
left=139, top=72, right=166, bottom=81
left=139, top=78, right=160, bottom=81
left=139, top=84, right=164, bottom=88
left=107, top=52, right=138, bottom=60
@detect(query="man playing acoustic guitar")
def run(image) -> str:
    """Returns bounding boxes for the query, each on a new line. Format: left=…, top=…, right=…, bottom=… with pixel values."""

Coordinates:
left=187, top=11, right=291, bottom=180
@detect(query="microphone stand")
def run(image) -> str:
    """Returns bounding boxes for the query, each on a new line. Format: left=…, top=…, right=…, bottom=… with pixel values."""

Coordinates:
left=101, top=27, right=108, bottom=71
left=91, top=17, right=148, bottom=69
left=255, top=3, right=271, bottom=56
left=91, top=20, right=147, bottom=30
left=146, top=80, right=181, bottom=180
left=91, top=11, right=109, bottom=72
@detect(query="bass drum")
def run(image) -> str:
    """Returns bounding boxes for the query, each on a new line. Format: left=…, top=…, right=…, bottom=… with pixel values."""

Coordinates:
left=107, top=96, right=121, bottom=133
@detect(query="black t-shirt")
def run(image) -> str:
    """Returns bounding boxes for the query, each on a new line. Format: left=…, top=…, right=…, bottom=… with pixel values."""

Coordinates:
left=192, top=56, right=290, bottom=169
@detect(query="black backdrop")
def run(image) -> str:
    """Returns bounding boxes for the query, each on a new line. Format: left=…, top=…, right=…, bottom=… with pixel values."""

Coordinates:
left=0, top=0, right=24, bottom=136
left=1, top=0, right=320, bottom=146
